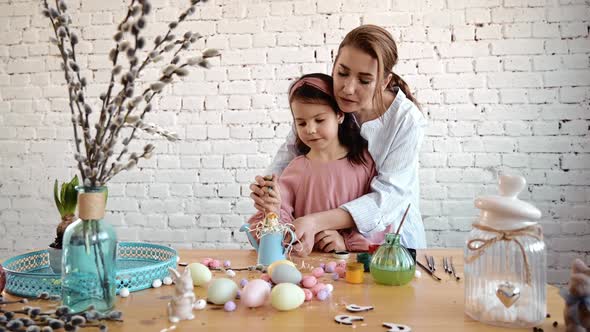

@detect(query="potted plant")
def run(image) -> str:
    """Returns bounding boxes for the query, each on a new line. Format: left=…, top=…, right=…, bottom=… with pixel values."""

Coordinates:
left=48, top=175, right=79, bottom=274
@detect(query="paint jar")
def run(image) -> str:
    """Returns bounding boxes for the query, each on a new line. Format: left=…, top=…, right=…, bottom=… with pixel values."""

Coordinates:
left=345, top=262, right=364, bottom=284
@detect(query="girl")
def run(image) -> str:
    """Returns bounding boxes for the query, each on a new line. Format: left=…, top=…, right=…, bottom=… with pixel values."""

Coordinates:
left=247, top=73, right=377, bottom=252
left=251, top=25, right=427, bottom=256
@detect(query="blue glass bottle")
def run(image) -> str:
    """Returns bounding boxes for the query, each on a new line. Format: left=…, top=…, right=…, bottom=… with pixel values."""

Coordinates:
left=61, top=186, right=116, bottom=312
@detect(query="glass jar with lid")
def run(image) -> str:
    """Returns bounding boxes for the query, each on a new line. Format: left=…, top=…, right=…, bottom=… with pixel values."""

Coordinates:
left=464, top=174, right=546, bottom=328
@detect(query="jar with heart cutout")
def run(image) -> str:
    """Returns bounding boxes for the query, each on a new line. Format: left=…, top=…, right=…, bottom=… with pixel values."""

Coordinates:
left=464, top=174, right=546, bottom=328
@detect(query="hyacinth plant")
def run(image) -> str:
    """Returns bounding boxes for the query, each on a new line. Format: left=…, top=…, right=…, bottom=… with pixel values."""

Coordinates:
left=42, top=0, right=219, bottom=187
left=50, top=175, right=79, bottom=249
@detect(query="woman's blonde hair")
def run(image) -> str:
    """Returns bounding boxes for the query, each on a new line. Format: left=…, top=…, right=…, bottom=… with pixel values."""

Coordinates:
left=335, top=25, right=420, bottom=116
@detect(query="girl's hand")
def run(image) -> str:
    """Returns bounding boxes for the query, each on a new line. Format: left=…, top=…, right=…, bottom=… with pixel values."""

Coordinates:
left=249, top=175, right=280, bottom=213
left=292, top=215, right=319, bottom=257
left=314, top=230, right=346, bottom=253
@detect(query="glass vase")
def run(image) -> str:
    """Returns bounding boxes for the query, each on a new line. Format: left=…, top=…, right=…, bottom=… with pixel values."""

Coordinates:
left=61, top=186, right=117, bottom=313
left=369, top=233, right=415, bottom=286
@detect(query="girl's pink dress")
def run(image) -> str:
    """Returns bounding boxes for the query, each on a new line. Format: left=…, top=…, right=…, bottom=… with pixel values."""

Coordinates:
left=248, top=152, right=390, bottom=252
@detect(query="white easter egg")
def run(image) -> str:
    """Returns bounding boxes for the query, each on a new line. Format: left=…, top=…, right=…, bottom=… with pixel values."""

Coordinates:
left=152, top=279, right=162, bottom=288
left=207, top=278, right=239, bottom=305
left=188, top=262, right=212, bottom=286
left=241, top=279, right=271, bottom=308
left=119, top=287, right=130, bottom=298
left=194, top=299, right=207, bottom=310
left=226, top=269, right=236, bottom=278
left=270, top=283, right=305, bottom=311
left=163, top=276, right=173, bottom=285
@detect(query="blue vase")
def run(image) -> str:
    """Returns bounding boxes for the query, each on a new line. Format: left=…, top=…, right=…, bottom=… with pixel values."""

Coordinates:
left=61, top=186, right=116, bottom=313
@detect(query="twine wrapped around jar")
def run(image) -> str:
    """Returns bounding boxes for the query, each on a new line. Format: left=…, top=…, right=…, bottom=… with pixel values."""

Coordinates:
left=466, top=223, right=543, bottom=285
left=78, top=192, right=106, bottom=220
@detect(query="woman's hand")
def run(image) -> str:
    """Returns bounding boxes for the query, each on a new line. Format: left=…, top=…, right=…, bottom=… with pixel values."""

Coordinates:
left=249, top=175, right=281, bottom=213
left=314, top=230, right=346, bottom=252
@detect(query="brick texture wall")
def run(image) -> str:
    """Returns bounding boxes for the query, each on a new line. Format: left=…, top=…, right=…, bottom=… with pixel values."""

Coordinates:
left=0, top=0, right=588, bottom=285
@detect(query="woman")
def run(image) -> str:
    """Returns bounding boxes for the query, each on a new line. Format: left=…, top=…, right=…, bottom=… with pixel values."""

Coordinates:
left=250, top=25, right=427, bottom=256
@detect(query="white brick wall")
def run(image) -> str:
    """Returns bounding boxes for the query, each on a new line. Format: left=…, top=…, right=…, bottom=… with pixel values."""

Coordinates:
left=0, top=0, right=588, bottom=285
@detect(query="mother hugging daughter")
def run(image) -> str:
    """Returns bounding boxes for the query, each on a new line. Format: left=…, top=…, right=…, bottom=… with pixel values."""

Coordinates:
left=249, top=24, right=427, bottom=256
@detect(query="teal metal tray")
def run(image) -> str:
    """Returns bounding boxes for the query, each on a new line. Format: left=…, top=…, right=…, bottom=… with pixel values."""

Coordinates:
left=2, top=242, right=178, bottom=298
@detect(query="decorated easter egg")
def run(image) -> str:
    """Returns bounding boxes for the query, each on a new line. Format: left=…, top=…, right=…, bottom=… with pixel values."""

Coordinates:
left=224, top=301, right=237, bottom=312
left=316, top=289, right=329, bottom=301
left=210, top=259, right=221, bottom=269
left=188, top=262, right=212, bottom=286
left=311, top=283, right=326, bottom=296
left=119, top=287, right=130, bottom=298
left=241, top=279, right=271, bottom=308
left=301, top=275, right=317, bottom=288
left=270, top=283, right=305, bottom=311
left=208, top=278, right=239, bottom=305
left=311, top=267, right=324, bottom=278
left=0, top=264, right=5, bottom=294
left=303, top=288, right=313, bottom=301
left=194, top=299, right=207, bottom=310
left=325, top=261, right=337, bottom=273
left=271, top=264, right=302, bottom=285
left=267, top=259, right=295, bottom=276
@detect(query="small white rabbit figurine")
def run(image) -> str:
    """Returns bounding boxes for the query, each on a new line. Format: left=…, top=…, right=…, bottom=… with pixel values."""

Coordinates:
left=167, top=267, right=196, bottom=323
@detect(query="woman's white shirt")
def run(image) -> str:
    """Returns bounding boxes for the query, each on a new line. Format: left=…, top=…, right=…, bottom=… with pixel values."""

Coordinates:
left=266, top=89, right=427, bottom=249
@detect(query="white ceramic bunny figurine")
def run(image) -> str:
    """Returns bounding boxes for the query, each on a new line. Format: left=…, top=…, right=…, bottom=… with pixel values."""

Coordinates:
left=167, top=267, right=196, bottom=323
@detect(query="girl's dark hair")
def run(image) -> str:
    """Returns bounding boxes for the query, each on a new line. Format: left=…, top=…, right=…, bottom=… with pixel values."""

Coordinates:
left=289, top=73, right=368, bottom=166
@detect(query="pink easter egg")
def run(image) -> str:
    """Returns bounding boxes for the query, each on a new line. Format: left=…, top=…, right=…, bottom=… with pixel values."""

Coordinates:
left=201, top=258, right=213, bottom=266
left=240, top=279, right=271, bottom=308
left=311, top=283, right=325, bottom=296
left=260, top=273, right=271, bottom=282
left=311, top=267, right=324, bottom=278
left=303, top=288, right=313, bottom=301
left=301, top=275, right=317, bottom=289
left=335, top=266, right=346, bottom=278
left=325, top=261, right=337, bottom=273
left=209, top=259, right=221, bottom=269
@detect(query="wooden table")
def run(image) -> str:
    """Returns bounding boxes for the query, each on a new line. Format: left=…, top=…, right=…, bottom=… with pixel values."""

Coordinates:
left=1, top=249, right=566, bottom=331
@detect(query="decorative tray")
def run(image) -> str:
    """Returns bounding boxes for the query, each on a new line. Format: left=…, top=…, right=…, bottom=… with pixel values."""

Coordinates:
left=2, top=242, right=178, bottom=298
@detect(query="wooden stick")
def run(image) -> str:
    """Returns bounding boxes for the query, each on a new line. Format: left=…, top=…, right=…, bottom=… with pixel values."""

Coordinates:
left=395, top=203, right=411, bottom=236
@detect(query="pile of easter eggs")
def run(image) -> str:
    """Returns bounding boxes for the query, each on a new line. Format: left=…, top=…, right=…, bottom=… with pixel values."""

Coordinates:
left=185, top=258, right=345, bottom=312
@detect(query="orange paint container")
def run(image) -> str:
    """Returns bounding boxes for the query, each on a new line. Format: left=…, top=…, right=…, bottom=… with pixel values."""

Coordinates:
left=345, top=262, right=364, bottom=284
